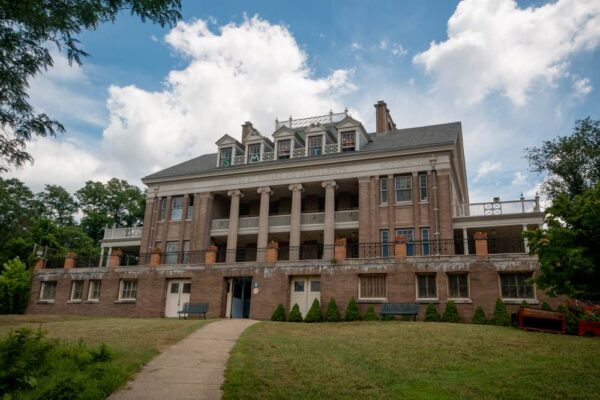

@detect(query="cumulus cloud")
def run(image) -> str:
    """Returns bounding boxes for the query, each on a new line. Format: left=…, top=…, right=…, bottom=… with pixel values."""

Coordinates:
left=413, top=0, right=600, bottom=105
left=474, top=161, right=501, bottom=182
left=391, top=44, right=407, bottom=57
left=511, top=171, right=527, bottom=186
left=572, top=77, right=593, bottom=97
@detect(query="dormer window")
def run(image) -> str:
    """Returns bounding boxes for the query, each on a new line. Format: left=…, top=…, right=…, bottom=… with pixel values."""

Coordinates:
left=247, top=143, right=261, bottom=163
left=277, top=140, right=291, bottom=159
left=341, top=131, right=356, bottom=152
left=220, top=147, right=232, bottom=167
left=308, top=136, right=322, bottom=156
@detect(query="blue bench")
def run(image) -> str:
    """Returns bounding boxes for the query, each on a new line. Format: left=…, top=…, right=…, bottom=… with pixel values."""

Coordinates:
left=178, top=303, right=209, bottom=319
left=380, top=303, right=419, bottom=320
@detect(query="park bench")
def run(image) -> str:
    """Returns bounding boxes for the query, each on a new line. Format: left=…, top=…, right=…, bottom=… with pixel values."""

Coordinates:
left=380, top=303, right=420, bottom=320
left=178, top=303, right=209, bottom=319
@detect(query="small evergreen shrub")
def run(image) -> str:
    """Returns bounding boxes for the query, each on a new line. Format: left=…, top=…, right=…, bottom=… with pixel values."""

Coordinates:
left=304, top=299, right=323, bottom=323
left=441, top=301, right=461, bottom=323
left=424, top=303, right=440, bottom=322
left=471, top=306, right=487, bottom=324
left=541, top=302, right=553, bottom=311
left=363, top=305, right=379, bottom=321
left=344, top=298, right=361, bottom=321
left=521, top=300, right=530, bottom=308
left=325, top=298, right=341, bottom=322
left=271, top=304, right=286, bottom=321
left=287, top=303, right=303, bottom=322
left=490, top=298, right=511, bottom=327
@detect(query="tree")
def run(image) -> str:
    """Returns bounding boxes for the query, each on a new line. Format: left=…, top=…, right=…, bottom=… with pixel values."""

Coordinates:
left=363, top=305, right=379, bottom=321
left=35, top=185, right=78, bottom=226
left=441, top=301, right=461, bottom=323
left=304, top=299, right=323, bottom=323
left=344, top=298, right=360, bottom=321
left=524, top=184, right=600, bottom=300
left=271, top=304, right=285, bottom=322
left=490, top=298, right=511, bottom=327
left=287, top=304, right=303, bottom=322
left=0, top=257, right=31, bottom=314
left=324, top=298, right=341, bottom=322
left=471, top=306, right=487, bottom=324
left=526, top=118, right=600, bottom=199
left=424, top=303, right=440, bottom=322
left=0, top=0, right=182, bottom=172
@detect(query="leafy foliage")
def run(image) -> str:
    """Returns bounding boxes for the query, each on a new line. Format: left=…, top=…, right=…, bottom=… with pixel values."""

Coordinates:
left=35, top=185, right=78, bottom=227
left=304, top=299, right=323, bottom=323
left=0, top=0, right=182, bottom=172
left=344, top=298, right=361, bottom=321
left=541, top=302, right=553, bottom=311
left=287, top=304, right=303, bottom=322
left=490, top=298, right=511, bottom=327
left=441, top=301, right=461, bottom=323
left=0, top=257, right=31, bottom=314
left=271, top=304, right=286, bottom=322
left=324, top=298, right=341, bottom=322
left=472, top=306, right=487, bottom=324
left=424, top=303, right=440, bottom=322
left=363, top=305, right=379, bottom=321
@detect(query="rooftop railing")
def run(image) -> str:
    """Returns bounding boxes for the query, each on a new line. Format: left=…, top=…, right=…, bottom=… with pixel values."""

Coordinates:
left=453, top=196, right=541, bottom=218
left=103, top=227, right=142, bottom=240
left=275, top=110, right=348, bottom=130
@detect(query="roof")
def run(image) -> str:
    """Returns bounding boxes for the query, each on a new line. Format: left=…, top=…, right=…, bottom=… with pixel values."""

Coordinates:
left=142, top=122, right=461, bottom=182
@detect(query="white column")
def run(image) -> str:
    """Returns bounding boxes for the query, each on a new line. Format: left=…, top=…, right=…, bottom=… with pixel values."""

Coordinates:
left=226, top=190, right=243, bottom=263
left=256, top=187, right=272, bottom=262
left=522, top=224, right=529, bottom=253
left=106, top=247, right=112, bottom=267
left=98, top=247, right=105, bottom=267
left=462, top=228, right=469, bottom=255
left=322, top=180, right=337, bottom=259
left=289, top=184, right=303, bottom=261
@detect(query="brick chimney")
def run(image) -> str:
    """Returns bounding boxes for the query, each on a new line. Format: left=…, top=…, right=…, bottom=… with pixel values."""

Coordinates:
left=374, top=100, right=396, bottom=135
left=241, top=121, right=255, bottom=144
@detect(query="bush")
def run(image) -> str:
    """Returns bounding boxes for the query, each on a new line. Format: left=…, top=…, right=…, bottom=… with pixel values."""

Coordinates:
left=324, top=298, right=341, bottom=322
left=521, top=300, right=530, bottom=308
left=442, top=301, right=461, bottom=323
left=271, top=304, right=286, bottom=321
left=0, top=257, right=31, bottom=314
left=424, top=303, right=440, bottom=322
left=363, top=305, right=379, bottom=321
left=287, top=303, right=303, bottom=322
left=472, top=306, right=487, bottom=324
left=541, top=302, right=553, bottom=311
left=304, top=299, right=323, bottom=323
left=490, top=298, right=511, bottom=327
left=344, top=298, right=361, bottom=321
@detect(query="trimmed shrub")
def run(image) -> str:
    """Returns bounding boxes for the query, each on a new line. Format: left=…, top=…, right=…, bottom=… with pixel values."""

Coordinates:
left=424, top=303, right=440, bottom=322
left=541, top=302, right=553, bottom=311
left=472, top=306, right=487, bottom=324
left=288, top=303, right=303, bottom=322
left=344, top=298, right=361, bottom=321
left=490, top=298, right=511, bottom=327
left=363, top=305, right=379, bottom=321
left=521, top=300, right=530, bottom=308
left=325, top=298, right=341, bottom=322
left=271, top=304, right=286, bottom=321
left=442, top=301, right=461, bottom=323
left=304, top=299, right=323, bottom=323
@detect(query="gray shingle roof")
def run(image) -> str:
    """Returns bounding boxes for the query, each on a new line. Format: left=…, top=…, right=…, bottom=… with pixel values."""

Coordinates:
left=142, top=122, right=460, bottom=181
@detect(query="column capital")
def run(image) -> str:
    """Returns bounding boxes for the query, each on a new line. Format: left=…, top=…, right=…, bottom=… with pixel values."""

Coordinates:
left=227, top=189, right=244, bottom=198
left=288, top=183, right=304, bottom=192
left=257, top=186, right=273, bottom=195
left=321, top=180, right=337, bottom=190
left=197, top=192, right=214, bottom=200
left=358, top=176, right=371, bottom=183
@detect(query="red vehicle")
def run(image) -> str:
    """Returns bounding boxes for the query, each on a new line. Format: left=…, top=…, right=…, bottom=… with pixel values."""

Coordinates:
left=579, top=321, right=600, bottom=337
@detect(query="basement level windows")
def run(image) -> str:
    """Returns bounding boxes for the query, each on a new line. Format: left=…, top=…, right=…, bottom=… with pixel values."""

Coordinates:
left=277, top=140, right=291, bottom=159
left=39, top=281, right=57, bottom=301
left=359, top=274, right=387, bottom=300
left=70, top=280, right=83, bottom=301
left=88, top=280, right=101, bottom=301
left=220, top=147, right=233, bottom=167
left=448, top=273, right=469, bottom=299
left=119, top=280, right=137, bottom=301
left=500, top=273, right=534, bottom=299
left=416, top=273, right=437, bottom=300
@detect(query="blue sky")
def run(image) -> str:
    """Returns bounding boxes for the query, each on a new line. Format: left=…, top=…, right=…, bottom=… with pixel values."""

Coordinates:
left=11, top=0, right=600, bottom=203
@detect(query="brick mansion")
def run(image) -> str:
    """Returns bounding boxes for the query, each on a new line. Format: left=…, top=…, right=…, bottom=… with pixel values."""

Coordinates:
left=26, top=100, right=558, bottom=320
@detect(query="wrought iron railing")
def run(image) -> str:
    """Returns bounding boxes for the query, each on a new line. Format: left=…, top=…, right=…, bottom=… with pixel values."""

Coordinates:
left=275, top=111, right=347, bottom=130
left=454, top=197, right=541, bottom=217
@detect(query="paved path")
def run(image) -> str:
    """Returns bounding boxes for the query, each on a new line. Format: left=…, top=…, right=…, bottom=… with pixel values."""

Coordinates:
left=110, top=319, right=259, bottom=400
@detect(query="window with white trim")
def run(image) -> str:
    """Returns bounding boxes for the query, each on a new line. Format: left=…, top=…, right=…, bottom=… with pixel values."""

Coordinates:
left=421, top=228, right=430, bottom=256
left=182, top=241, right=190, bottom=264
left=380, top=229, right=390, bottom=257
left=247, top=143, right=261, bottom=163
left=417, top=274, right=437, bottom=299
left=380, top=177, right=388, bottom=205
left=165, top=241, right=179, bottom=264
left=220, top=147, right=233, bottom=167
left=341, top=131, right=356, bottom=152
left=88, top=280, right=101, bottom=301
left=395, top=175, right=412, bottom=202
left=39, top=281, right=56, bottom=301
left=308, top=136, right=322, bottom=156
left=277, top=140, right=291, bottom=159
left=500, top=273, right=534, bottom=299
left=187, top=195, right=194, bottom=219
left=359, top=274, right=386, bottom=300
left=119, top=280, right=137, bottom=300
left=171, top=197, right=183, bottom=220
left=419, top=173, right=428, bottom=202
left=159, top=198, right=167, bottom=220
left=70, top=280, right=83, bottom=301
left=448, top=273, right=469, bottom=298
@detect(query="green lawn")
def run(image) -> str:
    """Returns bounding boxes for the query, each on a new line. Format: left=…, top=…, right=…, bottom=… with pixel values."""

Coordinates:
left=224, top=322, right=600, bottom=400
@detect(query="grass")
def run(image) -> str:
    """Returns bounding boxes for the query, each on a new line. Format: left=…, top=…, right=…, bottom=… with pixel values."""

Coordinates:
left=224, top=321, right=600, bottom=400
left=0, top=315, right=212, bottom=398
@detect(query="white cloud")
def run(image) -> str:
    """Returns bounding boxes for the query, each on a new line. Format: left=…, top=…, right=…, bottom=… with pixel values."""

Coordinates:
left=511, top=171, right=527, bottom=186
left=474, top=161, right=501, bottom=182
left=351, top=42, right=362, bottom=50
left=379, top=39, right=388, bottom=50
left=413, top=0, right=600, bottom=105
left=572, top=77, right=593, bottom=97
left=391, top=43, right=407, bottom=57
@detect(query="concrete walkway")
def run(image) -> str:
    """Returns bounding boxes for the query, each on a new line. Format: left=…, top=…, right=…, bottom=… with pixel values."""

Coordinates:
left=110, top=319, right=259, bottom=400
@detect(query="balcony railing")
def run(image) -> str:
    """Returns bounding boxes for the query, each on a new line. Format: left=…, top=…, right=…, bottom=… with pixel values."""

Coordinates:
left=454, top=197, right=541, bottom=217
left=103, top=227, right=142, bottom=240
left=275, top=111, right=347, bottom=130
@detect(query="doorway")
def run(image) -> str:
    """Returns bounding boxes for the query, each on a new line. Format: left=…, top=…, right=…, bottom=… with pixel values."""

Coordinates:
left=225, top=277, right=252, bottom=318
left=290, top=276, right=321, bottom=317
left=164, top=279, right=191, bottom=317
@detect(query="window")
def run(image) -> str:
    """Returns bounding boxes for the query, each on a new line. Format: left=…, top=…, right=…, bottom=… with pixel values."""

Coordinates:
left=70, top=280, right=83, bottom=301
left=310, top=280, right=321, bottom=292
left=341, top=131, right=356, bottom=152
left=220, top=147, right=233, bottom=167
left=294, top=281, right=304, bottom=292
left=119, top=280, right=137, bottom=300
left=165, top=241, right=179, bottom=264
left=419, top=173, right=428, bottom=202
left=500, top=273, right=534, bottom=299
left=396, top=228, right=415, bottom=256
left=159, top=198, right=167, bottom=220
left=88, top=280, right=101, bottom=301
left=395, top=175, right=412, bottom=202
left=448, top=274, right=469, bottom=298
left=247, top=143, right=261, bottom=163
left=155, top=241, right=162, bottom=250
left=359, top=275, right=387, bottom=300
left=308, top=136, right=322, bottom=156
left=39, top=281, right=56, bottom=301
left=380, top=177, right=388, bottom=205
left=182, top=241, right=190, bottom=264
left=277, top=140, right=291, bottom=159
left=421, top=228, right=430, bottom=256
left=187, top=195, right=194, bottom=219
left=380, top=230, right=391, bottom=257
left=171, top=197, right=183, bottom=220
left=417, top=274, right=437, bottom=299
left=182, top=282, right=191, bottom=294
